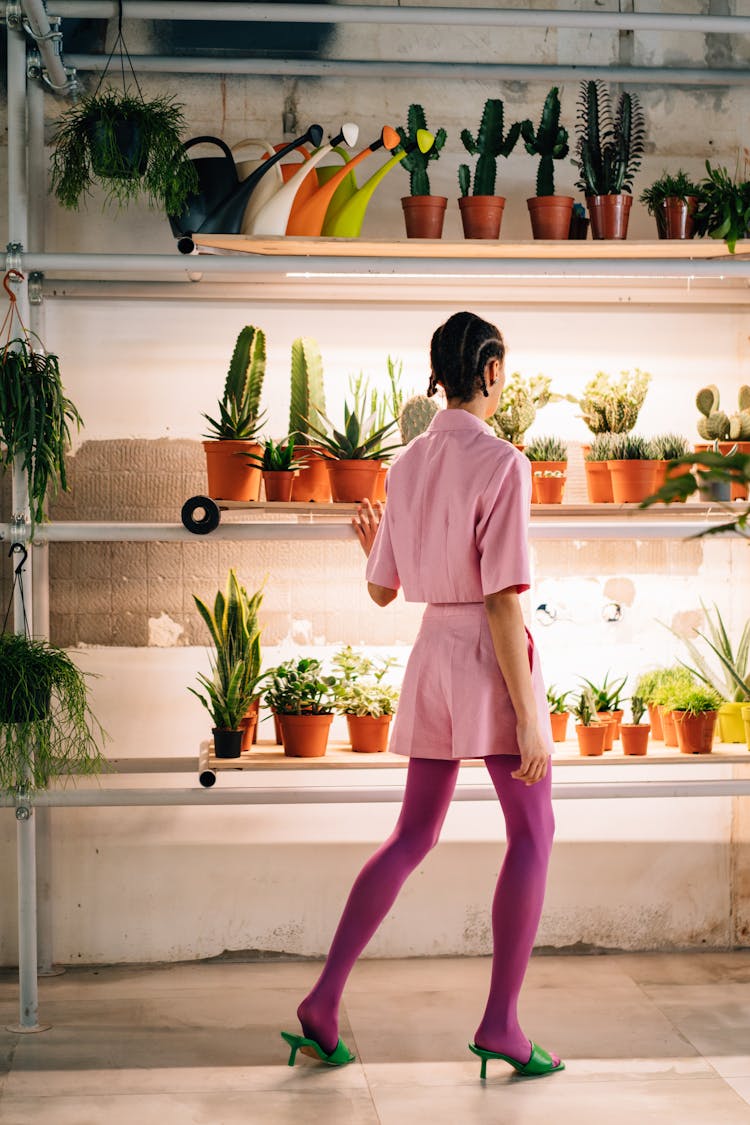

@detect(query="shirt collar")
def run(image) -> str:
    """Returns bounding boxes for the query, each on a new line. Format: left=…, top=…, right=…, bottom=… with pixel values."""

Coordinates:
left=428, top=408, right=493, bottom=433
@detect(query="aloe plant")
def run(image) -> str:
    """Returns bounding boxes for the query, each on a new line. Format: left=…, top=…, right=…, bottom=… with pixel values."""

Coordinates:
left=574, top=81, right=646, bottom=196
left=397, top=104, right=447, bottom=196
left=305, top=403, right=401, bottom=460
left=520, top=87, right=569, bottom=197
left=203, top=326, right=266, bottom=440
left=669, top=601, right=750, bottom=702
left=458, top=99, right=520, bottom=197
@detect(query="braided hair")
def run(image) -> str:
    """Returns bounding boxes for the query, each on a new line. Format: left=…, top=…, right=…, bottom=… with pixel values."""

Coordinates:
left=428, top=311, right=505, bottom=402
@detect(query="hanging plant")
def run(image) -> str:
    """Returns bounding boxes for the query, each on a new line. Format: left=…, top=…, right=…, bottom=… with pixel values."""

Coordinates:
left=49, top=2, right=197, bottom=214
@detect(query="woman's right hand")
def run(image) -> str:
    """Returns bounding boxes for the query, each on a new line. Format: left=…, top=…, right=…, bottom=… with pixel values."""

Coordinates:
left=352, top=499, right=383, bottom=558
left=511, top=722, right=550, bottom=786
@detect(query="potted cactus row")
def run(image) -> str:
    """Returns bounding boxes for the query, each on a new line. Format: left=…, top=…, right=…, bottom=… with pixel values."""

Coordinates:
left=458, top=98, right=521, bottom=240
left=521, top=86, right=574, bottom=240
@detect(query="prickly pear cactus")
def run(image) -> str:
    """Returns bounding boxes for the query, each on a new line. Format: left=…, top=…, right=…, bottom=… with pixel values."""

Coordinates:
left=696, top=384, right=730, bottom=440
left=729, top=412, right=750, bottom=440
left=398, top=395, right=439, bottom=444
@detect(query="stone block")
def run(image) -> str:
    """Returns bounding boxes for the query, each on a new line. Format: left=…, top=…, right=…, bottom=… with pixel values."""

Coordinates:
left=146, top=542, right=183, bottom=581
left=111, top=541, right=148, bottom=577
left=75, top=613, right=114, bottom=646
left=182, top=540, right=220, bottom=581
left=147, top=576, right=184, bottom=616
left=111, top=578, right=149, bottom=616
left=70, top=441, right=111, bottom=475
left=111, top=613, right=149, bottom=647
left=70, top=543, right=112, bottom=581
left=49, top=612, right=75, bottom=647
left=48, top=544, right=74, bottom=579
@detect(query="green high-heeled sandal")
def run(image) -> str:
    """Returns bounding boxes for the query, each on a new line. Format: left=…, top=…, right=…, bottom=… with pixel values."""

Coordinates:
left=468, top=1041, right=564, bottom=1080
left=281, top=1030, right=355, bottom=1067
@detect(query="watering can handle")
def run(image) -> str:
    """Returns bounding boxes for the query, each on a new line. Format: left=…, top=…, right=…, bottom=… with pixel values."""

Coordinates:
left=231, top=138, right=277, bottom=159
left=182, top=135, right=235, bottom=162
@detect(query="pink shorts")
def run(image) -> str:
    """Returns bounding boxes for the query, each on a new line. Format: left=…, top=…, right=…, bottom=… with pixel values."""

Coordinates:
left=388, top=602, right=552, bottom=760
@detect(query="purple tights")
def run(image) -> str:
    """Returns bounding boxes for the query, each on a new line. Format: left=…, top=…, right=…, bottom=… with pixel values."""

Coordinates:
left=297, top=755, right=555, bottom=1061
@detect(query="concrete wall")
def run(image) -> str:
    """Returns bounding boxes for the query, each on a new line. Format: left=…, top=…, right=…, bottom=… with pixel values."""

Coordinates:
left=2, top=5, right=750, bottom=964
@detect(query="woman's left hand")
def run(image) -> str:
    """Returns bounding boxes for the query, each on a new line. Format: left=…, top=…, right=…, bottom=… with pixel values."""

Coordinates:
left=352, top=499, right=383, bottom=558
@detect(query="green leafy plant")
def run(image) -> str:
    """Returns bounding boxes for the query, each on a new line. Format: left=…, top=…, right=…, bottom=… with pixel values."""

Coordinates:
left=0, top=632, right=106, bottom=792
left=667, top=684, right=723, bottom=715
left=524, top=435, right=568, bottom=462
left=694, top=160, right=750, bottom=254
left=667, top=601, right=750, bottom=703
left=572, top=687, right=599, bottom=727
left=651, top=666, right=696, bottom=708
left=263, top=658, right=338, bottom=716
left=332, top=646, right=400, bottom=717
left=305, top=402, right=401, bottom=461
left=651, top=433, right=691, bottom=461
left=696, top=384, right=750, bottom=442
left=520, top=87, right=570, bottom=197
left=579, top=671, right=627, bottom=712
left=189, top=659, right=259, bottom=731
left=191, top=569, right=264, bottom=712
left=398, top=394, right=439, bottom=445
left=489, top=373, right=557, bottom=444
left=289, top=338, right=326, bottom=447
left=608, top=433, right=656, bottom=461
left=639, top=169, right=702, bottom=214
left=458, top=99, right=521, bottom=197
left=50, top=89, right=198, bottom=214
left=633, top=669, right=662, bottom=704
left=629, top=695, right=646, bottom=725
left=203, top=326, right=266, bottom=441
left=397, top=104, right=447, bottom=196
left=574, top=80, right=646, bottom=196
left=546, top=685, right=570, bottom=714
left=0, top=338, right=83, bottom=536
left=243, top=436, right=303, bottom=472
left=584, top=433, right=617, bottom=462
left=575, top=369, right=651, bottom=435
left=641, top=449, right=750, bottom=537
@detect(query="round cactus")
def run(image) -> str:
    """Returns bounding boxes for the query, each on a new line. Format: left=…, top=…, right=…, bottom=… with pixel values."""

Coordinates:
left=729, top=411, right=750, bottom=441
left=697, top=411, right=730, bottom=441
left=398, top=394, right=439, bottom=444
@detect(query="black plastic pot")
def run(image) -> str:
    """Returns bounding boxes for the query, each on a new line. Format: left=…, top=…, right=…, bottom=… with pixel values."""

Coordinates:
left=212, top=727, right=243, bottom=759
left=88, top=118, right=148, bottom=179
left=0, top=682, right=51, bottom=724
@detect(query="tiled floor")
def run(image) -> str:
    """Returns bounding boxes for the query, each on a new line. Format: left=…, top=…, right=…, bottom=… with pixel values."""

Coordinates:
left=2, top=952, right=750, bottom=1124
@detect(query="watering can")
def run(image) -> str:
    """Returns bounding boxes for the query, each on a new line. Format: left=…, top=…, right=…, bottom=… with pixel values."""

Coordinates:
left=323, top=129, right=435, bottom=239
left=247, top=123, right=359, bottom=237
left=170, top=124, right=324, bottom=249
left=287, top=126, right=401, bottom=238
left=232, top=138, right=326, bottom=234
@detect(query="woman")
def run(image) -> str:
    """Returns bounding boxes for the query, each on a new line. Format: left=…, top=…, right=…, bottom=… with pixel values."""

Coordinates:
left=281, top=311, right=562, bottom=1080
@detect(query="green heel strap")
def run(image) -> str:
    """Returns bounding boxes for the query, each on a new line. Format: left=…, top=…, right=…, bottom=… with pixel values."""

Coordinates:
left=468, top=1040, right=564, bottom=1079
left=280, top=1030, right=355, bottom=1067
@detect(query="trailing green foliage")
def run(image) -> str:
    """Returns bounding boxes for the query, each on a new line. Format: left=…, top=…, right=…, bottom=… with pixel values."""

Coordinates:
left=263, top=658, right=338, bottom=715
left=574, top=81, right=646, bottom=196
left=396, top=104, right=447, bottom=196
left=546, top=685, right=571, bottom=714
left=398, top=394, right=439, bottom=445
left=489, top=373, right=557, bottom=444
left=243, top=436, right=303, bottom=471
left=305, top=402, right=401, bottom=460
left=639, top=169, right=702, bottom=214
left=608, top=433, right=656, bottom=460
left=458, top=99, right=521, bottom=197
left=50, top=89, right=198, bottom=214
left=579, top=671, right=627, bottom=712
left=650, top=433, right=691, bottom=461
left=203, top=326, right=266, bottom=440
left=695, top=384, right=750, bottom=442
left=575, top=369, right=651, bottom=435
left=332, top=646, right=400, bottom=717
left=694, top=161, right=750, bottom=254
left=0, top=338, right=83, bottom=536
left=0, top=632, right=106, bottom=792
left=289, top=337, right=326, bottom=446
left=520, top=87, right=569, bottom=197
left=524, top=435, right=568, bottom=462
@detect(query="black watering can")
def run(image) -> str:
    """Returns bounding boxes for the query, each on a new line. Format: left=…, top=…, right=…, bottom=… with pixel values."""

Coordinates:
left=170, top=124, right=324, bottom=253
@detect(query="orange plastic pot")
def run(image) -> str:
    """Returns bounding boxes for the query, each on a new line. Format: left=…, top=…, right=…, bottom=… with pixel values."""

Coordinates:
left=527, top=195, right=574, bottom=240
left=327, top=459, right=383, bottom=503
left=263, top=470, right=295, bottom=502
left=660, top=707, right=679, bottom=748
left=278, top=713, right=333, bottom=758
left=610, top=709, right=624, bottom=738
left=621, top=723, right=650, bottom=756
left=607, top=460, right=658, bottom=503
left=584, top=460, right=613, bottom=503
left=549, top=711, right=569, bottom=743
left=595, top=712, right=616, bottom=750
left=695, top=441, right=750, bottom=501
left=586, top=194, right=632, bottom=240
left=458, top=195, right=505, bottom=240
left=652, top=459, right=693, bottom=501
left=239, top=709, right=258, bottom=752
left=531, top=462, right=567, bottom=503
left=673, top=710, right=717, bottom=755
left=648, top=703, right=664, bottom=740
left=401, top=195, right=448, bottom=239
left=203, top=440, right=262, bottom=502
left=346, top=714, right=392, bottom=753
left=373, top=465, right=388, bottom=504
left=290, top=445, right=332, bottom=503
left=576, top=723, right=606, bottom=756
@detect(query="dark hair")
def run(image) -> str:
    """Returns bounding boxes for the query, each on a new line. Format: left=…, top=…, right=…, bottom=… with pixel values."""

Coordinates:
left=428, top=311, right=505, bottom=402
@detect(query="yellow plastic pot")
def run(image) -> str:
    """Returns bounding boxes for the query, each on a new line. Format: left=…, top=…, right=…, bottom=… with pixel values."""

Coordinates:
left=742, top=704, right=750, bottom=751
left=718, top=701, right=747, bottom=744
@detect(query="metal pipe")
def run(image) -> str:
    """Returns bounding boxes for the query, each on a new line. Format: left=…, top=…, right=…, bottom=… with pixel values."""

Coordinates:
left=48, top=2, right=750, bottom=35
left=3, top=778, right=750, bottom=806
left=64, top=53, right=750, bottom=86
left=20, top=252, right=750, bottom=280
left=19, top=0, right=73, bottom=92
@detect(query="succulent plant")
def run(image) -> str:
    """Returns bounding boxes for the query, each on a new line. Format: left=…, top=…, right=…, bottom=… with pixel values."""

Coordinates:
left=458, top=98, right=521, bottom=197
left=520, top=86, right=570, bottom=198
left=608, top=433, right=656, bottom=460
left=574, top=80, right=646, bottom=196
left=524, top=435, right=568, bottom=462
left=630, top=695, right=646, bottom=725
left=289, top=337, right=326, bottom=446
left=489, top=373, right=555, bottom=444
left=397, top=104, right=447, bottom=197
left=651, top=433, right=691, bottom=461
left=576, top=369, right=651, bottom=435
left=398, top=394, right=439, bottom=445
left=696, top=384, right=750, bottom=442
left=584, top=433, right=617, bottom=462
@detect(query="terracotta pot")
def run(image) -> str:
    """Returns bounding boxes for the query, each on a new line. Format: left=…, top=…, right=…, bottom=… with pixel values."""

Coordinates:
left=673, top=709, right=718, bottom=755
left=584, top=460, right=613, bottom=503
left=648, top=703, right=664, bottom=740
left=586, top=194, right=633, bottom=240
left=458, top=195, right=505, bottom=240
left=278, top=713, right=333, bottom=758
left=652, top=459, right=693, bottom=501
left=534, top=473, right=566, bottom=504
left=203, top=440, right=262, bottom=502
left=346, top=713, right=392, bottom=753
left=401, top=195, right=448, bottom=239
left=527, top=195, right=574, bottom=240
left=262, top=470, right=295, bottom=502
left=212, top=727, right=243, bottom=759
left=576, top=723, right=606, bottom=756
left=718, top=701, right=747, bottom=744
left=290, top=444, right=332, bottom=503
left=327, top=459, right=383, bottom=503
left=239, top=709, right=258, bottom=753
left=529, top=461, right=567, bottom=503
left=595, top=712, right=616, bottom=750
left=272, top=710, right=283, bottom=745
left=621, top=723, right=650, bottom=756
left=610, top=709, right=624, bottom=738
left=658, top=196, right=699, bottom=240
left=549, top=711, right=569, bottom=743
left=607, top=460, right=658, bottom=503
left=659, top=706, right=679, bottom=748
left=373, top=465, right=388, bottom=504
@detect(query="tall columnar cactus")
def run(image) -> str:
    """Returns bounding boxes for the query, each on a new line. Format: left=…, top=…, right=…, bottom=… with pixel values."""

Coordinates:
left=203, top=326, right=266, bottom=440
left=289, top=337, right=326, bottom=446
left=458, top=99, right=521, bottom=197
left=520, top=86, right=570, bottom=198
left=398, top=394, right=439, bottom=444
left=396, top=104, right=447, bottom=197
left=696, top=384, right=750, bottom=441
left=574, top=80, right=645, bottom=196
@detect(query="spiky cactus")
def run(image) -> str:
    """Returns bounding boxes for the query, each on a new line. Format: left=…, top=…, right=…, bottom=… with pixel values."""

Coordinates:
left=488, top=372, right=555, bottom=444
left=398, top=395, right=439, bottom=444
left=524, top=434, right=568, bottom=462
left=520, top=86, right=569, bottom=198
left=458, top=99, right=521, bottom=197
left=577, top=369, right=651, bottom=435
left=289, top=337, right=326, bottom=446
left=396, top=104, right=447, bottom=197
left=203, top=326, right=266, bottom=440
left=574, top=81, right=646, bottom=196
left=698, top=384, right=750, bottom=441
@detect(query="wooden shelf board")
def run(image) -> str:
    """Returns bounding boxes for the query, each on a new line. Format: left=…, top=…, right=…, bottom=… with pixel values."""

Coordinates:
left=215, top=500, right=733, bottom=522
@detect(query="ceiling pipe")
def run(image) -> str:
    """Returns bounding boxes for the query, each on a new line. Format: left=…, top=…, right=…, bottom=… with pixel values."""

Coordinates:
left=18, top=0, right=76, bottom=92
left=64, top=53, right=750, bottom=86
left=46, top=2, right=750, bottom=35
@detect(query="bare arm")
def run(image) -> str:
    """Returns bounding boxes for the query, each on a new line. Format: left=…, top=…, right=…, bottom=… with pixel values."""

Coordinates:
left=484, top=588, right=549, bottom=786
left=353, top=500, right=398, bottom=607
